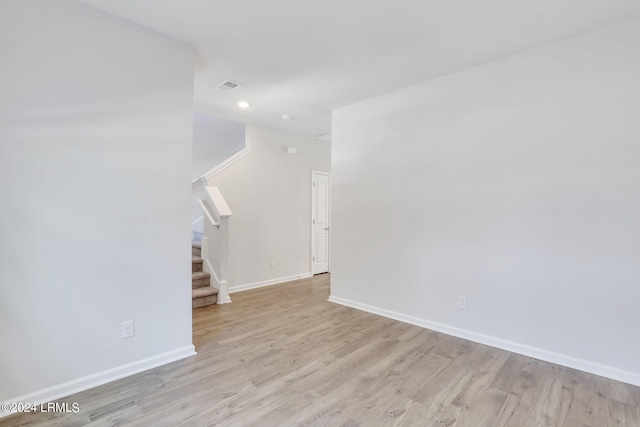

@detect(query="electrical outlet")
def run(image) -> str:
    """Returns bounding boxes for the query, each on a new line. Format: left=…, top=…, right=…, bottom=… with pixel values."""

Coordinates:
left=458, top=296, right=467, bottom=310
left=270, top=259, right=275, bottom=269
left=121, top=320, right=134, bottom=339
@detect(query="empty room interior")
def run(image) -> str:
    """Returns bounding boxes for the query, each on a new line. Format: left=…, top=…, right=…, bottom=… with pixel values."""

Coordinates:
left=2, top=0, right=640, bottom=426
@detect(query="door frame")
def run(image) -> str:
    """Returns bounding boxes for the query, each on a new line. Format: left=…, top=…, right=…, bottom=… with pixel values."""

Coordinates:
left=311, top=170, right=331, bottom=275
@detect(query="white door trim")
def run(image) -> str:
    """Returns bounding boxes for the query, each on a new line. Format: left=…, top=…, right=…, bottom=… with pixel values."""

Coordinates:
left=311, top=171, right=331, bottom=275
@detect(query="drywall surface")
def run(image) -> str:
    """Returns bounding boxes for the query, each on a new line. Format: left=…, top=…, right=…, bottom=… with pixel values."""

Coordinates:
left=191, top=115, right=245, bottom=238
left=0, top=0, right=195, bottom=401
left=208, top=125, right=331, bottom=290
left=192, top=113, right=245, bottom=180
left=331, top=20, right=640, bottom=383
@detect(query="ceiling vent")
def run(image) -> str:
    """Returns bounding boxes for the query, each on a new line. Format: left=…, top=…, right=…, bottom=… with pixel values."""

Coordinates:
left=215, top=80, right=242, bottom=92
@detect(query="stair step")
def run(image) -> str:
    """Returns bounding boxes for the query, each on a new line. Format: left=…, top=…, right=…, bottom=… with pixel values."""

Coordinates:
left=191, top=243, right=214, bottom=308
left=192, top=271, right=210, bottom=289
left=192, top=286, right=218, bottom=309
left=192, top=271, right=210, bottom=279
left=192, top=256, right=203, bottom=272
left=192, top=286, right=218, bottom=298
left=192, top=242, right=202, bottom=256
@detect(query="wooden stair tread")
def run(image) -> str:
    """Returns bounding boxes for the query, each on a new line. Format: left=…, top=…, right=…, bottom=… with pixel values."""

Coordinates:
left=192, top=256, right=203, bottom=263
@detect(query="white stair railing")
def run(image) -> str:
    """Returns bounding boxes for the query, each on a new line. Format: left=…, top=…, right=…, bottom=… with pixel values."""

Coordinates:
left=198, top=186, right=233, bottom=304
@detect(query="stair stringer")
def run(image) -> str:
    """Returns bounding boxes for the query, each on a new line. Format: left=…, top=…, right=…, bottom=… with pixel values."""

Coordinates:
left=200, top=236, right=231, bottom=304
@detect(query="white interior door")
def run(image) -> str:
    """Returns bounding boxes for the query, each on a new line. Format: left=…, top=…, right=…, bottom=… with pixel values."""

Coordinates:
left=312, top=172, right=330, bottom=274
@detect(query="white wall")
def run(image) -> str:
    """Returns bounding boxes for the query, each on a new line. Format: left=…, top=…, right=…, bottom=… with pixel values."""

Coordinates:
left=331, top=20, right=640, bottom=385
left=192, top=113, right=245, bottom=180
left=208, top=125, right=331, bottom=291
left=191, top=115, right=245, bottom=239
left=0, top=0, right=195, bottom=403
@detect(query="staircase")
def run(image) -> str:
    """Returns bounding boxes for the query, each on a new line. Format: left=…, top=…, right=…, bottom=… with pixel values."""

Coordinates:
left=192, top=243, right=218, bottom=308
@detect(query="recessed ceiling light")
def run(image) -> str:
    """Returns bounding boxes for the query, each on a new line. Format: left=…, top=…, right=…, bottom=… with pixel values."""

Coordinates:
left=237, top=101, right=250, bottom=109
left=281, top=114, right=292, bottom=120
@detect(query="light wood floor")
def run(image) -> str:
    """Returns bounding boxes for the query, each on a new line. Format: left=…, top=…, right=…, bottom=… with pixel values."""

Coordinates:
left=3, top=274, right=640, bottom=426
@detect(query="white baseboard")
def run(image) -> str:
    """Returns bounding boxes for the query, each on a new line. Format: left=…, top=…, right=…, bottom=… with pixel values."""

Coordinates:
left=192, top=215, right=204, bottom=228
left=203, top=259, right=221, bottom=287
left=230, top=272, right=313, bottom=294
left=201, top=147, right=253, bottom=182
left=328, top=295, right=640, bottom=388
left=1, top=346, right=196, bottom=418
left=202, top=259, right=231, bottom=304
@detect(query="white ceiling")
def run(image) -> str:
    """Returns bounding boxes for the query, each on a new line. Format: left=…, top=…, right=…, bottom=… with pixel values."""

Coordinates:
left=80, top=0, right=640, bottom=139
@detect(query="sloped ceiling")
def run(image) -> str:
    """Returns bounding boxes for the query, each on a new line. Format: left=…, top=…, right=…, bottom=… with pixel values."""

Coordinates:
left=80, top=0, right=640, bottom=138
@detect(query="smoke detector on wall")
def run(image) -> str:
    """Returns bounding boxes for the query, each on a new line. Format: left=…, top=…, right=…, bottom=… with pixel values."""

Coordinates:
left=215, top=80, right=242, bottom=92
